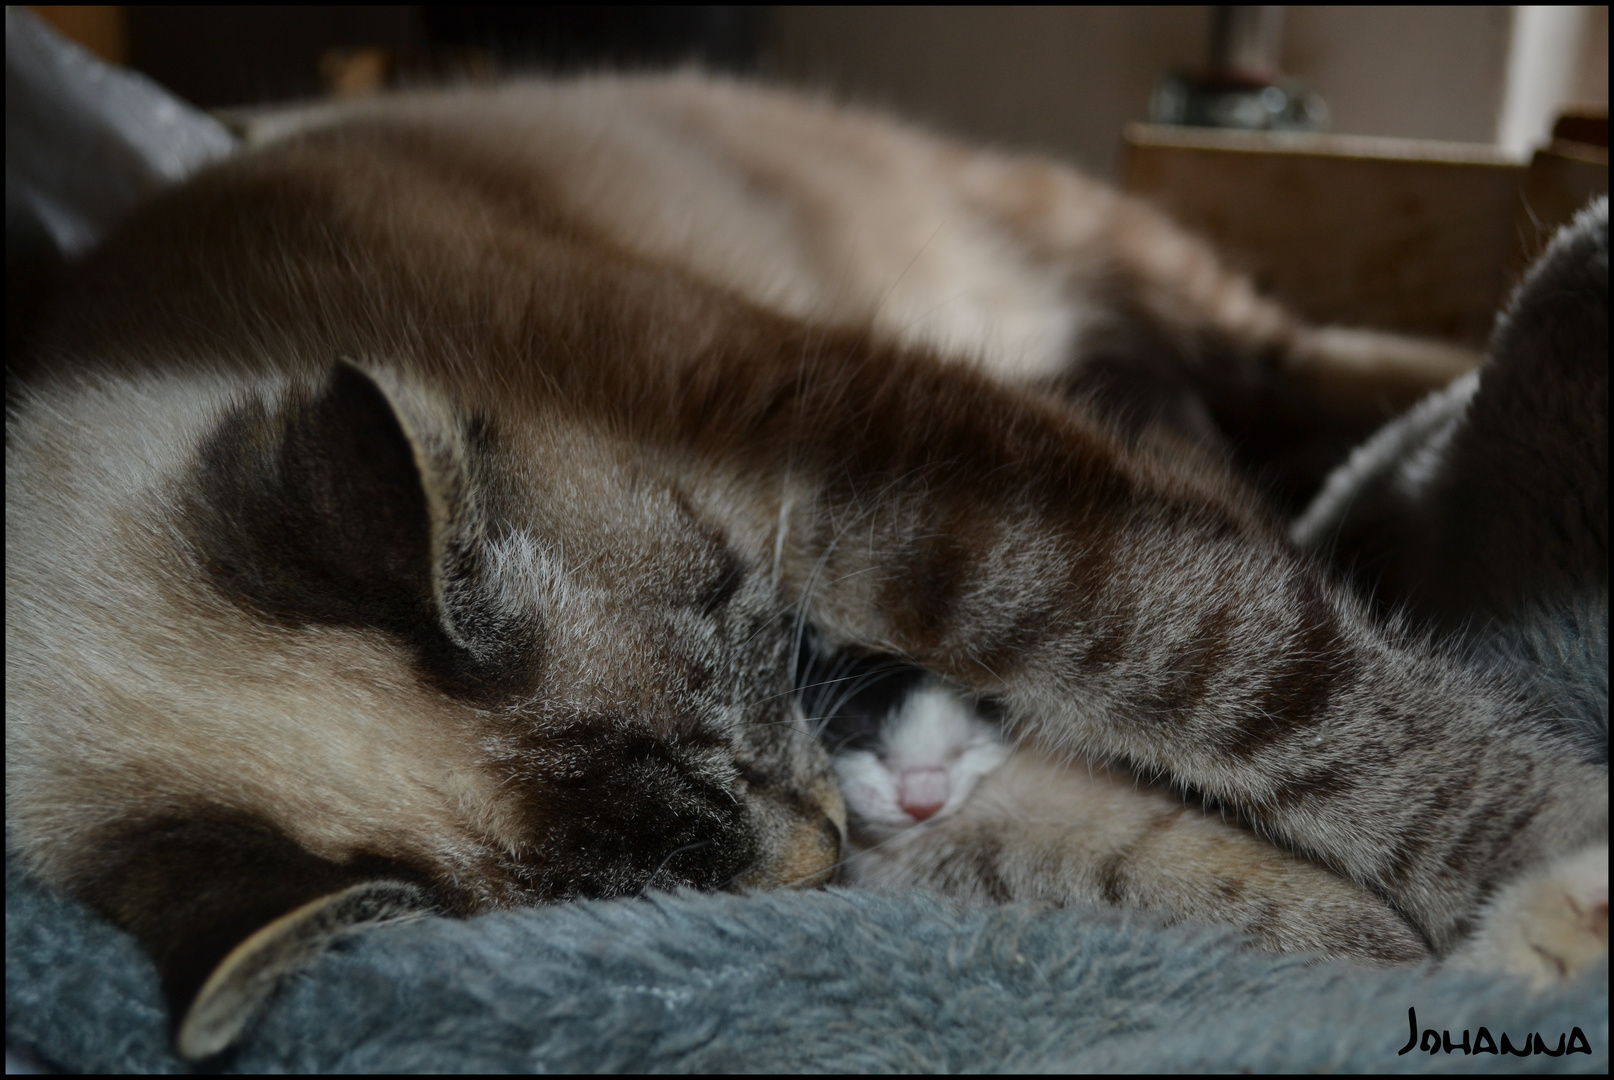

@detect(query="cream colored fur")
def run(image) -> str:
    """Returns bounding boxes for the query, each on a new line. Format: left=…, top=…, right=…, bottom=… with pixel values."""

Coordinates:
left=238, top=74, right=1474, bottom=401
left=835, top=684, right=1426, bottom=963
left=6, top=372, right=518, bottom=895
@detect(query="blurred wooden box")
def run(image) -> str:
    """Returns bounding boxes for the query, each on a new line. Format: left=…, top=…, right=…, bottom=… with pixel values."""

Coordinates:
left=1123, top=121, right=1607, bottom=346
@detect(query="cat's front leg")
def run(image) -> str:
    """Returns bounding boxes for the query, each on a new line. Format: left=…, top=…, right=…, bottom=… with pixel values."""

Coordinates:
left=701, top=334, right=1606, bottom=958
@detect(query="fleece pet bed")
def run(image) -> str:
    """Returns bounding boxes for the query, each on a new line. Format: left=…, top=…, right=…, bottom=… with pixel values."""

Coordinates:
left=7, top=860, right=1607, bottom=1073
left=6, top=10, right=1607, bottom=1073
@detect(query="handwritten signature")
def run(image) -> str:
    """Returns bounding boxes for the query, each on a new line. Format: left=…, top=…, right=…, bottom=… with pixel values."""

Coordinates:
left=1398, top=1006, right=1593, bottom=1056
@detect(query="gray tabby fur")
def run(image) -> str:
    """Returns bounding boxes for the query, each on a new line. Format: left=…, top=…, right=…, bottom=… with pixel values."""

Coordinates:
left=9, top=14, right=1601, bottom=1059
left=1294, top=198, right=1608, bottom=639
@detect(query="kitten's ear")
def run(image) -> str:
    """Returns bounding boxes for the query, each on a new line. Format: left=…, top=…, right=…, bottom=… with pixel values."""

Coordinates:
left=176, top=879, right=433, bottom=1061
left=193, top=361, right=525, bottom=687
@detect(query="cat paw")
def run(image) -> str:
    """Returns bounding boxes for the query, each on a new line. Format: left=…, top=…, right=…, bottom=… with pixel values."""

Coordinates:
left=1448, top=844, right=1608, bottom=986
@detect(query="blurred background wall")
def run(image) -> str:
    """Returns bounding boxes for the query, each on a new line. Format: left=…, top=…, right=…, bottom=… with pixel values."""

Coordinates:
left=772, top=6, right=1607, bottom=175
left=26, top=6, right=1610, bottom=179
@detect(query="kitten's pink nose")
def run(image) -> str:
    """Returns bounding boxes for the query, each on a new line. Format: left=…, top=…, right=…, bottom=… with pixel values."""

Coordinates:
left=897, top=768, right=949, bottom=822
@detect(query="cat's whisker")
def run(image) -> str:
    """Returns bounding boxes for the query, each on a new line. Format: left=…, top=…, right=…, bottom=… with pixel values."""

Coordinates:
left=639, top=839, right=714, bottom=899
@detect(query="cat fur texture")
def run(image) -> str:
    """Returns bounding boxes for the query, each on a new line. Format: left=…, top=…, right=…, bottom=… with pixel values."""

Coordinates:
left=1296, top=198, right=1610, bottom=985
left=5, top=74, right=1604, bottom=1057
left=824, top=200, right=1608, bottom=983
left=827, top=678, right=1427, bottom=964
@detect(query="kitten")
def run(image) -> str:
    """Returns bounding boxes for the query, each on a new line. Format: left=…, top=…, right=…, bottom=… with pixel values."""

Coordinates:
left=7, top=73, right=1603, bottom=1061
left=828, top=678, right=1010, bottom=834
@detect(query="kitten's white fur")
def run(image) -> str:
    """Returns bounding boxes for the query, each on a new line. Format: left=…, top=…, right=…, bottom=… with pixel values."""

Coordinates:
left=833, top=685, right=1008, bottom=835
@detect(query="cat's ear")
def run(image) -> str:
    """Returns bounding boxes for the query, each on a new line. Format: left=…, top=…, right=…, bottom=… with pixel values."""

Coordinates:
left=176, top=879, right=433, bottom=1060
left=70, top=811, right=443, bottom=1062
left=191, top=361, right=529, bottom=689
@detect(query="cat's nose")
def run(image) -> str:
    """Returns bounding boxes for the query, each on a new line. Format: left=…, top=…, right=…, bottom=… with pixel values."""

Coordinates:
left=730, top=774, right=844, bottom=890
left=898, top=767, right=948, bottom=822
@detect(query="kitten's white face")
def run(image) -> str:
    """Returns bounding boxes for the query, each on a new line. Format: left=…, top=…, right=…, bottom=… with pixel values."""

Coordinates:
left=833, top=685, right=1009, bottom=837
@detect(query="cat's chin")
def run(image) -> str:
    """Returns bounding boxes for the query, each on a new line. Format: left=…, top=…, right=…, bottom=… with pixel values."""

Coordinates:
left=843, top=807, right=967, bottom=853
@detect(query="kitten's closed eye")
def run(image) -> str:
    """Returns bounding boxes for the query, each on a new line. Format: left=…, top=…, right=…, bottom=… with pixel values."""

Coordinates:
left=832, top=681, right=1009, bottom=836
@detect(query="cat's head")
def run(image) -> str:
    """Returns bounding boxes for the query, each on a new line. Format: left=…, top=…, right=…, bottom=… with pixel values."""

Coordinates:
left=9, top=359, right=843, bottom=1055
left=184, top=360, right=846, bottom=898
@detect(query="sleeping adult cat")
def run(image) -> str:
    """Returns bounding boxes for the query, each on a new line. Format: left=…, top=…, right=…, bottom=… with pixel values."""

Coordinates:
left=7, top=73, right=1604, bottom=1060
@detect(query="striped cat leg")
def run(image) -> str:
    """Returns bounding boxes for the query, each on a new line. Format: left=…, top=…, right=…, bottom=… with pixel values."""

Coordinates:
left=711, top=331, right=1604, bottom=957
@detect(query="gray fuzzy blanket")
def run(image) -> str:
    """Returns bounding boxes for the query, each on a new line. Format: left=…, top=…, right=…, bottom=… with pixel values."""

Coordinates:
left=7, top=858, right=1607, bottom=1072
